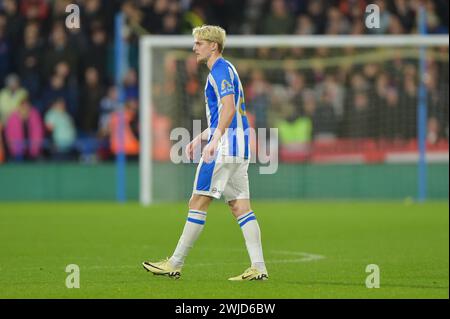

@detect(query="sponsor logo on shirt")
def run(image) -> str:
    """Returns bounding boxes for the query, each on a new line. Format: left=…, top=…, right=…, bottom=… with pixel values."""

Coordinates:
left=221, top=79, right=233, bottom=95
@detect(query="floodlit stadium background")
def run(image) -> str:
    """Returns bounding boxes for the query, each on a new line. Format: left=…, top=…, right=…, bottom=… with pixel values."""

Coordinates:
left=0, top=0, right=448, bottom=299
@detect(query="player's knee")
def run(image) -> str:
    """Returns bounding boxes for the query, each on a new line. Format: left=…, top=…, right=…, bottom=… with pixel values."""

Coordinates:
left=228, top=200, right=251, bottom=217
left=189, top=195, right=211, bottom=212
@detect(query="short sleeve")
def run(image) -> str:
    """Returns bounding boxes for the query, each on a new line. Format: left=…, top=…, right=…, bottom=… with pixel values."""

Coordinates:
left=211, top=63, right=235, bottom=99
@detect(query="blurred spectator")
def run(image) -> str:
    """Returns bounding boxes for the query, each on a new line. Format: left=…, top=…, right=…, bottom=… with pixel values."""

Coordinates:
left=277, top=87, right=313, bottom=146
left=433, top=0, right=449, bottom=33
left=17, top=21, right=43, bottom=104
left=367, top=0, right=392, bottom=35
left=325, top=6, right=351, bottom=35
left=247, top=69, right=271, bottom=129
left=315, top=74, right=345, bottom=119
left=0, top=74, right=28, bottom=125
left=0, top=13, right=11, bottom=86
left=381, top=87, right=402, bottom=139
left=362, top=63, right=380, bottom=86
left=20, top=0, right=50, bottom=21
left=181, top=1, right=207, bottom=34
left=387, top=14, right=405, bottom=34
left=66, top=23, right=89, bottom=61
left=44, top=98, right=76, bottom=159
left=350, top=72, right=369, bottom=93
left=78, top=67, right=105, bottom=135
left=347, top=92, right=372, bottom=138
left=392, top=0, right=415, bottom=33
left=152, top=110, right=172, bottom=161
left=4, top=95, right=43, bottom=160
left=162, top=12, right=180, bottom=34
left=42, top=22, right=77, bottom=81
left=153, top=54, right=178, bottom=121
left=338, top=0, right=366, bottom=21
left=3, top=0, right=25, bottom=52
left=306, top=0, right=326, bottom=34
left=260, top=0, right=295, bottom=35
left=399, top=72, right=417, bottom=139
left=209, top=0, right=245, bottom=34
left=302, top=89, right=317, bottom=118
left=54, top=61, right=79, bottom=115
left=425, top=0, right=448, bottom=34
left=82, top=25, right=110, bottom=84
left=81, top=0, right=106, bottom=32
left=122, top=0, right=147, bottom=36
left=120, top=1, right=146, bottom=70
left=123, top=68, right=139, bottom=100
left=50, top=0, right=72, bottom=22
left=295, top=14, right=316, bottom=35
left=40, top=73, right=74, bottom=116
left=425, top=62, right=448, bottom=139
left=285, top=68, right=306, bottom=119
left=138, top=0, right=167, bottom=34
left=313, top=90, right=338, bottom=140
left=277, top=107, right=313, bottom=145
left=427, top=116, right=440, bottom=144
left=98, top=86, right=121, bottom=137
left=350, top=19, right=365, bottom=35
left=179, top=55, right=202, bottom=130
left=109, top=98, right=139, bottom=156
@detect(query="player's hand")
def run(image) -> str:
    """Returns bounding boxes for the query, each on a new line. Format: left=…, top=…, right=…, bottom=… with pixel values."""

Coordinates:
left=202, top=139, right=218, bottom=164
left=185, top=138, right=200, bottom=160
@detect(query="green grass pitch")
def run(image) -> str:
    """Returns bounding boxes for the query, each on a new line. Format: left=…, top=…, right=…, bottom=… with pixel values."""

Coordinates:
left=0, top=201, right=448, bottom=299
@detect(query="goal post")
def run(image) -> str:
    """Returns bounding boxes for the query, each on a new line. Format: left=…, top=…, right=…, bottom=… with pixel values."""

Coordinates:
left=139, top=35, right=449, bottom=206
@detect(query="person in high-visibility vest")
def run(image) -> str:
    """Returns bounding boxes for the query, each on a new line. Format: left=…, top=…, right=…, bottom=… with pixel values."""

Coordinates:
left=109, top=98, right=139, bottom=156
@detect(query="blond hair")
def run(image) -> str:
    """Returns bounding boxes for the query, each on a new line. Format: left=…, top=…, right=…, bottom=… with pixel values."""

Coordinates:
left=192, top=25, right=226, bottom=53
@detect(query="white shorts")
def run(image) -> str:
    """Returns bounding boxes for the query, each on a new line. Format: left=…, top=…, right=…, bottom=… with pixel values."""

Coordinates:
left=192, top=155, right=250, bottom=202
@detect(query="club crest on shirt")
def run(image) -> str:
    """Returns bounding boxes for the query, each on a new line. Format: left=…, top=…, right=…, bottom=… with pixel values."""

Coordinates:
left=221, top=79, right=233, bottom=94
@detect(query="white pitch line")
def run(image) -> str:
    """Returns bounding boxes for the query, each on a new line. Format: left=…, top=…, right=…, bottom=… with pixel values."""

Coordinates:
left=193, top=250, right=325, bottom=266
left=9, top=251, right=325, bottom=271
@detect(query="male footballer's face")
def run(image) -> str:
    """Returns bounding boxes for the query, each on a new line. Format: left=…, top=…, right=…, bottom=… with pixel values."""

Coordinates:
left=193, top=38, right=216, bottom=64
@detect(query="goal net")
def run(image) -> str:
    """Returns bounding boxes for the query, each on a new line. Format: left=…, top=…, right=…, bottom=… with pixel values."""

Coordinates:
left=139, top=35, right=449, bottom=205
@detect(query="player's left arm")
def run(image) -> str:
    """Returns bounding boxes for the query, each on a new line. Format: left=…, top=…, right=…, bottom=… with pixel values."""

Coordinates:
left=213, top=94, right=236, bottom=141
left=202, top=94, right=236, bottom=162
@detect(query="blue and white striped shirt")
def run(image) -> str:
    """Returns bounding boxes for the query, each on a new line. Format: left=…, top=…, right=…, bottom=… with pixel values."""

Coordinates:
left=204, top=57, right=250, bottom=159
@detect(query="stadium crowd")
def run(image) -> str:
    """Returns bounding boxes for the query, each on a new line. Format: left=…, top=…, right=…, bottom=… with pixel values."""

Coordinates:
left=0, top=0, right=448, bottom=163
